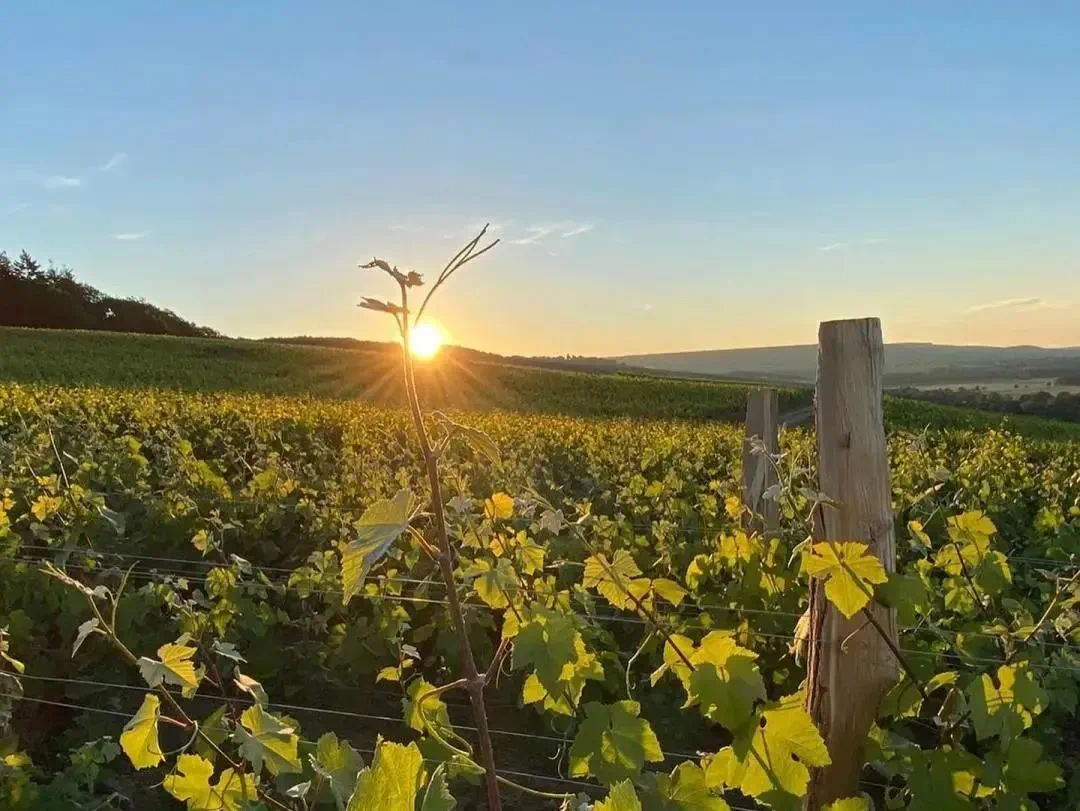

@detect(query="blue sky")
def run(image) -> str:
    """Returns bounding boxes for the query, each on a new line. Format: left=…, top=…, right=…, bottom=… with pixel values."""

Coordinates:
left=3, top=2, right=1079, bottom=354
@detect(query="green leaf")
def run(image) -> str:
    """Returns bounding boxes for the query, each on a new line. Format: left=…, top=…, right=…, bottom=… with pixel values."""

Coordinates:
left=511, top=608, right=604, bottom=715
left=907, top=747, right=984, bottom=811
left=992, top=736, right=1065, bottom=801
left=685, top=633, right=766, bottom=731
left=569, top=700, right=664, bottom=785
left=596, top=780, right=643, bottom=811
left=346, top=738, right=425, bottom=811
left=404, top=678, right=453, bottom=738
left=233, top=672, right=268, bottom=706
left=583, top=550, right=645, bottom=609
left=470, top=557, right=519, bottom=609
left=966, top=663, right=1047, bottom=741
left=310, top=732, right=365, bottom=811
left=639, top=762, right=731, bottom=810
left=138, top=640, right=201, bottom=690
left=120, top=693, right=163, bottom=769
left=163, top=754, right=258, bottom=811
left=803, top=542, right=888, bottom=618
left=341, top=489, right=417, bottom=604
left=711, top=693, right=830, bottom=805
left=874, top=572, right=928, bottom=625
left=233, top=704, right=301, bottom=776
left=436, top=415, right=500, bottom=466
left=420, top=764, right=456, bottom=811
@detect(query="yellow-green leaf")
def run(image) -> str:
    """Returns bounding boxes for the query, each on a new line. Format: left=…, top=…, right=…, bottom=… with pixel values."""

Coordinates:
left=569, top=700, right=664, bottom=785
left=138, top=640, right=200, bottom=690
left=652, top=578, right=688, bottom=606
left=120, top=693, right=164, bottom=769
left=803, top=542, right=888, bottom=618
left=597, top=780, right=643, bottom=811
left=233, top=704, right=301, bottom=776
left=824, top=798, right=870, bottom=811
left=341, top=489, right=417, bottom=605
left=347, top=738, right=426, bottom=811
left=163, top=754, right=258, bottom=811
left=583, top=550, right=644, bottom=610
left=484, top=492, right=514, bottom=520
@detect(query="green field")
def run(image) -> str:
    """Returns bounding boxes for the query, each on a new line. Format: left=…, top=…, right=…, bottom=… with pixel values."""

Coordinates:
left=0, top=327, right=810, bottom=421
left=3, top=329, right=1080, bottom=810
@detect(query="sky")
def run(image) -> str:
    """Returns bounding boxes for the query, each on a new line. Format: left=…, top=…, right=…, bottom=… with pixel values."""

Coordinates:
left=2, top=2, right=1079, bottom=355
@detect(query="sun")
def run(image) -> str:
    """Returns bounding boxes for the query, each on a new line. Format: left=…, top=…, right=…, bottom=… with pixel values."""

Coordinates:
left=410, top=323, right=444, bottom=359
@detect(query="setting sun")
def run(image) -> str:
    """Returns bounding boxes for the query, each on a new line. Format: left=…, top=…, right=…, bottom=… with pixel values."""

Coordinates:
left=410, top=323, right=444, bottom=359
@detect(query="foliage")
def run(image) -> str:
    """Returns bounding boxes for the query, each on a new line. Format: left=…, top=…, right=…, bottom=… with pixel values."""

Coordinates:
left=1, top=379, right=1080, bottom=808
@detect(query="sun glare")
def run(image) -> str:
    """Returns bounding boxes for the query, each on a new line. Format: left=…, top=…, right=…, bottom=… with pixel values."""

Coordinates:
left=410, top=323, right=444, bottom=359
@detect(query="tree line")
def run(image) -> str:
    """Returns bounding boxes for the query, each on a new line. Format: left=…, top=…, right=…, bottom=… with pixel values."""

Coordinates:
left=0, top=249, right=217, bottom=338
left=895, top=385, right=1080, bottom=424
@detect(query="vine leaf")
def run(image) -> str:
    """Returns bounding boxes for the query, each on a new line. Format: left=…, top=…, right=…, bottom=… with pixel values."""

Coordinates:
left=984, top=736, right=1064, bottom=802
left=233, top=704, right=301, bottom=776
left=652, top=578, right=688, bottom=606
left=341, top=489, right=417, bottom=604
left=484, top=492, right=514, bottom=520
left=346, top=738, right=425, bottom=811
left=420, top=764, right=456, bottom=811
left=583, top=550, right=646, bottom=609
left=966, top=663, right=1047, bottom=741
left=596, top=780, right=643, bottom=811
left=907, top=747, right=987, bottom=811
left=233, top=672, right=268, bottom=706
left=403, top=678, right=454, bottom=740
left=71, top=617, right=102, bottom=658
left=639, top=762, right=731, bottom=810
left=803, top=542, right=888, bottom=618
left=310, top=732, right=365, bottom=811
left=708, top=693, right=830, bottom=805
left=435, top=414, right=500, bottom=466
left=468, top=558, right=519, bottom=609
left=651, top=632, right=765, bottom=732
left=120, top=693, right=163, bottom=769
left=163, top=753, right=258, bottom=811
left=138, top=640, right=200, bottom=690
left=569, top=700, right=664, bottom=785
left=686, top=635, right=766, bottom=731
left=512, top=607, right=604, bottom=715
left=195, top=705, right=228, bottom=763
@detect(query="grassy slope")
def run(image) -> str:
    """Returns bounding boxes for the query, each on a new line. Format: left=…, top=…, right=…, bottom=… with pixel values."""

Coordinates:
left=0, top=327, right=809, bottom=420
left=5, top=326, right=1079, bottom=439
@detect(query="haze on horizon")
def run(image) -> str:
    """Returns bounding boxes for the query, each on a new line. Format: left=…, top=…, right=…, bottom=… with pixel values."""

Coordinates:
left=2, top=3, right=1078, bottom=357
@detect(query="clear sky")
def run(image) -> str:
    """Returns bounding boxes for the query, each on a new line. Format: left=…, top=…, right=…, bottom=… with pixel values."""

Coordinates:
left=2, top=2, right=1078, bottom=354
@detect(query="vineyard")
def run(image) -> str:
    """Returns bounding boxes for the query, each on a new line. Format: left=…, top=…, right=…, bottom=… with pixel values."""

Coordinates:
left=2, top=379, right=1079, bottom=809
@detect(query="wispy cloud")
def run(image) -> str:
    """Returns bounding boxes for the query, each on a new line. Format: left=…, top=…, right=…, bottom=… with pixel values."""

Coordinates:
left=101, top=152, right=127, bottom=172
left=43, top=175, right=82, bottom=189
left=819, top=237, right=885, bottom=252
left=561, top=224, right=594, bottom=238
left=510, top=225, right=557, bottom=245
left=964, top=297, right=1051, bottom=314
left=114, top=231, right=149, bottom=241
left=510, top=222, right=593, bottom=246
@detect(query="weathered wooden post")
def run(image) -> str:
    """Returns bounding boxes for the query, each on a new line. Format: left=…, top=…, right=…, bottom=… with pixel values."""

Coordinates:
left=741, top=389, right=779, bottom=535
left=804, top=318, right=898, bottom=809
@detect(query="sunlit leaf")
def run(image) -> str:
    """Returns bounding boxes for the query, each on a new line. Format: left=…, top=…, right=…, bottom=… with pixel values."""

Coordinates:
left=341, top=489, right=417, bottom=604
left=120, top=693, right=163, bottom=769
left=803, top=542, right=888, bottom=618
left=233, top=704, right=301, bottom=776
left=569, top=700, right=663, bottom=785
left=138, top=640, right=200, bottom=690
left=346, top=738, right=425, bottom=811
left=484, top=492, right=514, bottom=520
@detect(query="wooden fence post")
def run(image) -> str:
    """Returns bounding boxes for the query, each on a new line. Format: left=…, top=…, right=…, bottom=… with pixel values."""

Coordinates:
left=804, top=318, right=898, bottom=809
left=742, top=389, right=779, bottom=535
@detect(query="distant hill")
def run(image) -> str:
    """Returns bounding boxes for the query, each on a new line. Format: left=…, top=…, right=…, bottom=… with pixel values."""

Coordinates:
left=616, top=342, right=1080, bottom=386
left=0, top=249, right=217, bottom=338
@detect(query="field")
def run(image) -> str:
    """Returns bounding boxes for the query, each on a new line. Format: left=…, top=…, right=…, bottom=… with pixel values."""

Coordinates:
left=1, top=370, right=1080, bottom=809
left=0, top=327, right=810, bottom=421
left=912, top=380, right=1080, bottom=397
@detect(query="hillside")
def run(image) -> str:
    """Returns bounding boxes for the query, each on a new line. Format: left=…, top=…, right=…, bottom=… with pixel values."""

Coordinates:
left=0, top=327, right=808, bottom=420
left=0, top=249, right=217, bottom=337
left=617, top=341, right=1080, bottom=386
